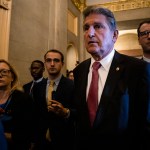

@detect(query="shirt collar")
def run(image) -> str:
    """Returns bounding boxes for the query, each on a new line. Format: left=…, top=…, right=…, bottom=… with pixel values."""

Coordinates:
left=33, top=77, right=44, bottom=83
left=90, top=49, right=115, bottom=71
left=47, top=74, right=62, bottom=86
left=143, top=56, right=150, bottom=63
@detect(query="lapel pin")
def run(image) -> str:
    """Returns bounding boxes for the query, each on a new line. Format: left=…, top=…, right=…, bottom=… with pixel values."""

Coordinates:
left=116, top=67, right=119, bottom=71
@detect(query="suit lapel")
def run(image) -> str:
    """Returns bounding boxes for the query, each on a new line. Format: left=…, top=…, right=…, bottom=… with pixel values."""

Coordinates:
left=94, top=51, right=125, bottom=127
left=80, top=59, right=91, bottom=106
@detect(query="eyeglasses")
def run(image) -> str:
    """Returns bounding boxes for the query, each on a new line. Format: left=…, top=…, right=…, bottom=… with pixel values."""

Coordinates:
left=139, top=30, right=150, bottom=38
left=0, top=69, right=11, bottom=76
left=45, top=58, right=61, bottom=63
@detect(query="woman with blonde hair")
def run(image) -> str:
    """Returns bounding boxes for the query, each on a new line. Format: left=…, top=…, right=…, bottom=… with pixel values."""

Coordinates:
left=0, top=59, right=35, bottom=150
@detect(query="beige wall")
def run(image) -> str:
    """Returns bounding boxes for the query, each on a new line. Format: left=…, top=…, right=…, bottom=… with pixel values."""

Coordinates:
left=115, top=32, right=142, bottom=57
left=8, top=0, right=68, bottom=85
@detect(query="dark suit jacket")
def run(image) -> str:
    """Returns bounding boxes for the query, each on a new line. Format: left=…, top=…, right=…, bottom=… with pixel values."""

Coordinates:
left=1, top=90, right=36, bottom=150
left=33, top=75, right=75, bottom=150
left=23, top=81, right=33, bottom=94
left=23, top=78, right=46, bottom=96
left=73, top=51, right=150, bottom=150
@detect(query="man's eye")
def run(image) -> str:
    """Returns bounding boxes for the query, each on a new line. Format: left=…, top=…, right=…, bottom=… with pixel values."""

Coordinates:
left=140, top=31, right=150, bottom=36
left=94, top=24, right=103, bottom=29
left=140, top=31, right=146, bottom=36
left=45, top=58, right=60, bottom=63
left=31, top=67, right=38, bottom=69
left=45, top=59, right=51, bottom=62
left=83, top=25, right=89, bottom=31
left=53, top=59, right=60, bottom=63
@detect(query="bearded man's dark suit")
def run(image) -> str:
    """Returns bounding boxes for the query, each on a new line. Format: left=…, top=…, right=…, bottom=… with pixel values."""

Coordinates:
left=73, top=51, right=150, bottom=150
left=33, top=75, right=75, bottom=150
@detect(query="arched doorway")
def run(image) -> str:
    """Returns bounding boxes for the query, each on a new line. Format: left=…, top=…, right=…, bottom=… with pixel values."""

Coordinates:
left=66, top=43, right=78, bottom=72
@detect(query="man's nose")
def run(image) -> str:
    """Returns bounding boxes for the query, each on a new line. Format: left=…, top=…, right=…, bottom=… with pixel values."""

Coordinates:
left=88, top=27, right=95, bottom=38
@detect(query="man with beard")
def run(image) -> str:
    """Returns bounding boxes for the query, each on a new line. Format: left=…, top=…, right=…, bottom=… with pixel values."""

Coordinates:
left=33, top=49, right=75, bottom=150
left=137, top=20, right=150, bottom=62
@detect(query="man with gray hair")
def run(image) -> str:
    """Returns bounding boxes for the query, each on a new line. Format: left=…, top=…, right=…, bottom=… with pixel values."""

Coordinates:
left=72, top=5, right=150, bottom=150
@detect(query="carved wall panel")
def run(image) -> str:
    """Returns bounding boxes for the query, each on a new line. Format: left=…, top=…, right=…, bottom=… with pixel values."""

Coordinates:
left=0, top=0, right=11, bottom=60
left=72, top=0, right=150, bottom=12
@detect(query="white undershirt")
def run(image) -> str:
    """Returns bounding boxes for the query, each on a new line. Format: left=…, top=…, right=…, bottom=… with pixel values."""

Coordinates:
left=86, top=49, right=115, bottom=104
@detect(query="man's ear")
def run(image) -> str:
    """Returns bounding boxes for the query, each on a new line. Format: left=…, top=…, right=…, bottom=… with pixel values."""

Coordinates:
left=113, top=29, right=119, bottom=43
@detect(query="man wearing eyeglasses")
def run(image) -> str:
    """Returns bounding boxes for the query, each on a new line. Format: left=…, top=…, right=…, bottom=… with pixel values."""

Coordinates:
left=137, top=20, right=150, bottom=62
left=32, top=49, right=75, bottom=150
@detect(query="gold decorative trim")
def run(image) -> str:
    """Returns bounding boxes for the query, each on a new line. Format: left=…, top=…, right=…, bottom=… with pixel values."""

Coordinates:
left=98, top=0, right=150, bottom=12
left=71, top=0, right=86, bottom=12
left=0, top=0, right=10, bottom=10
left=72, top=0, right=150, bottom=12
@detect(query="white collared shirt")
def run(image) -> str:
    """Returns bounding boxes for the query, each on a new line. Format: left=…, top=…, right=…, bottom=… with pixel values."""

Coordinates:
left=34, top=77, right=44, bottom=83
left=143, top=56, right=150, bottom=63
left=86, top=49, right=115, bottom=104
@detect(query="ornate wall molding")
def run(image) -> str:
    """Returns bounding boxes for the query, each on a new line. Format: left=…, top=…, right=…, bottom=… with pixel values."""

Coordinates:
left=0, top=0, right=10, bottom=10
left=99, top=0, right=150, bottom=12
left=72, top=0, right=150, bottom=12
left=71, top=0, right=86, bottom=12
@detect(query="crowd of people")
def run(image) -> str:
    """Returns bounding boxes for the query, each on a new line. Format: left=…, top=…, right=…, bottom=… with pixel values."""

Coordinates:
left=0, top=5, right=150, bottom=150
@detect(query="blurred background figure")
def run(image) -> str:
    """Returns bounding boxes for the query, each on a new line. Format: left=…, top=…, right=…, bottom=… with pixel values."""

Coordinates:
left=67, top=70, right=74, bottom=81
left=137, top=20, right=150, bottom=62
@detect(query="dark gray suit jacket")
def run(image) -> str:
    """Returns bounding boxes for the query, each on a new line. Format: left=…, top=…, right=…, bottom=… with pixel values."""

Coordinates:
left=73, top=51, right=150, bottom=150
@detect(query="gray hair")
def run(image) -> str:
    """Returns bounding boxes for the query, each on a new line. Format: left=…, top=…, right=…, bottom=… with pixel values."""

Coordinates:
left=83, top=6, right=117, bottom=31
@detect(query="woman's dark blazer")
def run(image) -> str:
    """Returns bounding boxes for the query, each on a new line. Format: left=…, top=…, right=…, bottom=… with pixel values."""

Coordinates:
left=3, top=90, right=35, bottom=150
left=73, top=51, right=150, bottom=150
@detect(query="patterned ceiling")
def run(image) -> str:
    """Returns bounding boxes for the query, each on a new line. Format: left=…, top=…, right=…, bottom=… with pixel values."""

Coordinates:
left=71, top=0, right=150, bottom=30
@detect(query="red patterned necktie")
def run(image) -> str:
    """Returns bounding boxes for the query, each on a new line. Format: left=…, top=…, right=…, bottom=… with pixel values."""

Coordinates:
left=87, top=61, right=101, bottom=126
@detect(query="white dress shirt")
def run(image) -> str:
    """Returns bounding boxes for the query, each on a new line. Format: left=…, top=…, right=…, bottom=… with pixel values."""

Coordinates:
left=86, top=49, right=115, bottom=104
